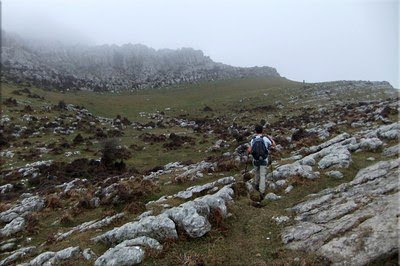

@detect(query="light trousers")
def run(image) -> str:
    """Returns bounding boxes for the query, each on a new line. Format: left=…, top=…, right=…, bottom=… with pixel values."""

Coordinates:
left=254, top=164, right=267, bottom=194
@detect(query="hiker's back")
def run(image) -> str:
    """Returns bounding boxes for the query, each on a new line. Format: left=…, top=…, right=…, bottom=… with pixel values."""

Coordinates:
left=251, top=136, right=269, bottom=161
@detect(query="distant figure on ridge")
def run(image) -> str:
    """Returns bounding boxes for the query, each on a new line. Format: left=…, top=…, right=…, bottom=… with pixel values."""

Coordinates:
left=247, top=124, right=276, bottom=198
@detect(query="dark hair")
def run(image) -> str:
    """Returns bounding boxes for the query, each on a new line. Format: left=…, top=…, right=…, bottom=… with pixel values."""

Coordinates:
left=255, top=125, right=263, bottom=134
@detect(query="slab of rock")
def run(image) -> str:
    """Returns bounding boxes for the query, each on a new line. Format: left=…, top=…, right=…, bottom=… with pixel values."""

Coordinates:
left=382, top=144, right=400, bottom=157
left=92, top=214, right=177, bottom=246
left=364, top=122, right=399, bottom=140
left=318, top=147, right=351, bottom=169
left=0, top=184, right=13, bottom=194
left=93, top=184, right=235, bottom=248
left=163, top=204, right=211, bottom=238
left=0, top=246, right=36, bottom=266
left=272, top=163, right=319, bottom=180
left=282, top=159, right=399, bottom=265
left=0, top=196, right=45, bottom=223
left=95, top=245, right=144, bottom=266
left=116, top=236, right=162, bottom=251
left=26, top=246, right=81, bottom=265
left=56, top=213, right=125, bottom=241
left=359, top=137, right=383, bottom=151
left=0, top=217, right=26, bottom=237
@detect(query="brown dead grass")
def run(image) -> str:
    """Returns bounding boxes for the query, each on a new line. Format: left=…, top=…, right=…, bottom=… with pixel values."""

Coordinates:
left=45, top=194, right=63, bottom=209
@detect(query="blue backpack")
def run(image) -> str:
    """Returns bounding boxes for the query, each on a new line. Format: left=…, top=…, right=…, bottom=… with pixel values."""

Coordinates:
left=251, top=136, right=269, bottom=163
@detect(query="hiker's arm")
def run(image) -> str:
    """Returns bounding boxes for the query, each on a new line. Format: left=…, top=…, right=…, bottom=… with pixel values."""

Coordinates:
left=247, top=145, right=252, bottom=154
left=268, top=135, right=276, bottom=146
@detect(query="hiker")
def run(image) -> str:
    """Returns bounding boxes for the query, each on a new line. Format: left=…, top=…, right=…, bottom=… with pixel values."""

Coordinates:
left=247, top=124, right=276, bottom=196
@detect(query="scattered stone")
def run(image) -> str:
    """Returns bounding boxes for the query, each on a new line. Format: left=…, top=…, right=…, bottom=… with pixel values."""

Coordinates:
left=264, top=193, right=281, bottom=201
left=326, top=171, right=343, bottom=179
left=272, top=216, right=290, bottom=224
left=82, top=248, right=97, bottom=260
left=284, top=185, right=294, bottom=194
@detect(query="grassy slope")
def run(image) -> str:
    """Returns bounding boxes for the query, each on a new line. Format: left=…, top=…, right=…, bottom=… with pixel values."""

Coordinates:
left=144, top=151, right=390, bottom=266
left=1, top=77, right=300, bottom=171
left=2, top=77, right=299, bottom=120
left=1, top=78, right=398, bottom=265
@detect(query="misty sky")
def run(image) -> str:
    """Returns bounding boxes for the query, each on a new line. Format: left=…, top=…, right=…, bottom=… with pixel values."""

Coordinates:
left=2, top=0, right=399, bottom=88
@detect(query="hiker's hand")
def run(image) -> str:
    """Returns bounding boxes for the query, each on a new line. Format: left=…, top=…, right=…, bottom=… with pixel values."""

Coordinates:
left=247, top=146, right=252, bottom=154
left=268, top=135, right=276, bottom=146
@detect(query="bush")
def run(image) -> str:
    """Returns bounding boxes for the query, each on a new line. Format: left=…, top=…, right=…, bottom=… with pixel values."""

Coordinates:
left=100, top=138, right=131, bottom=168
left=57, top=100, right=67, bottom=110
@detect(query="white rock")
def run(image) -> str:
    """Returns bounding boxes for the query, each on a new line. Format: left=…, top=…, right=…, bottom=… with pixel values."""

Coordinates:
left=264, top=193, right=281, bottom=201
left=95, top=245, right=144, bottom=266
left=272, top=216, right=290, bottom=224
left=285, top=185, right=294, bottom=194
left=326, top=171, right=344, bottom=179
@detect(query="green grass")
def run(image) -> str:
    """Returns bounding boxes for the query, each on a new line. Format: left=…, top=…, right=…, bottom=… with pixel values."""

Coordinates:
left=1, top=77, right=300, bottom=121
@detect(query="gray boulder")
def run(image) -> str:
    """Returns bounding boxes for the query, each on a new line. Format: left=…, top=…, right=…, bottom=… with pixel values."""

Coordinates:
left=359, top=137, right=383, bottom=151
left=326, top=171, right=343, bottom=179
left=95, top=246, right=144, bottom=266
left=284, top=185, right=294, bottom=194
left=272, top=163, right=319, bottom=180
left=318, top=147, right=351, bottom=169
left=92, top=215, right=178, bottom=246
left=118, top=236, right=162, bottom=251
left=0, top=217, right=26, bottom=237
left=27, top=246, right=81, bottom=266
left=163, top=205, right=211, bottom=238
left=0, top=246, right=36, bottom=266
left=82, top=248, right=97, bottom=260
left=264, top=193, right=281, bottom=201
left=382, top=144, right=400, bottom=157
left=0, top=196, right=45, bottom=223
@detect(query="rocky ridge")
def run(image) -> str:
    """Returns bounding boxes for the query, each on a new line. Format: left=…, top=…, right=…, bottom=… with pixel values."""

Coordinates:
left=1, top=31, right=280, bottom=92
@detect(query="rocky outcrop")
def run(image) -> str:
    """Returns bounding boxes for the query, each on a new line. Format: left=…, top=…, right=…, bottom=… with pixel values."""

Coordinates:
left=1, top=31, right=280, bottom=92
left=92, top=183, right=235, bottom=264
left=0, top=196, right=45, bottom=237
left=282, top=159, right=399, bottom=265
left=23, top=246, right=83, bottom=266
left=55, top=213, right=125, bottom=241
left=0, top=246, right=36, bottom=266
left=94, top=236, right=162, bottom=265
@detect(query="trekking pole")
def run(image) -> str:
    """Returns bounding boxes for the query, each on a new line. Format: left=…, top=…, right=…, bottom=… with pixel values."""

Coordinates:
left=269, top=149, right=274, bottom=174
left=241, top=152, right=251, bottom=182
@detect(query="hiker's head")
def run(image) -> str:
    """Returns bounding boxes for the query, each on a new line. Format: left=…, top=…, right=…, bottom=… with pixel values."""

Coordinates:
left=255, top=125, right=263, bottom=134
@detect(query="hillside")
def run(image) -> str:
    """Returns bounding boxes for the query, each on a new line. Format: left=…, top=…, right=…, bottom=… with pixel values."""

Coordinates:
left=0, top=78, right=398, bottom=265
left=1, top=31, right=279, bottom=92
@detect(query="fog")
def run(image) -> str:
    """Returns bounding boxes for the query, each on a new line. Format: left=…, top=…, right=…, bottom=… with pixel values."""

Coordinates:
left=2, top=0, right=399, bottom=88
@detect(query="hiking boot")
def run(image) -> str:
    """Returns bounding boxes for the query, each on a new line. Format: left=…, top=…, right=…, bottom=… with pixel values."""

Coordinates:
left=251, top=201, right=262, bottom=208
left=259, top=192, right=266, bottom=201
